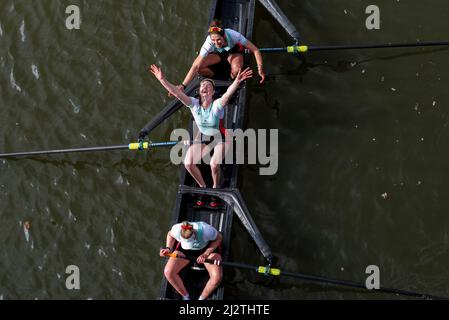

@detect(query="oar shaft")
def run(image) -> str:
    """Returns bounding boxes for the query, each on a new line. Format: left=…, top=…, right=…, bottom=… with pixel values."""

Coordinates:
left=0, top=141, right=179, bottom=158
left=165, top=253, right=445, bottom=299
left=260, top=47, right=288, bottom=53
left=260, top=41, right=449, bottom=54
left=309, top=41, right=449, bottom=51
left=278, top=270, right=437, bottom=299
left=205, top=259, right=258, bottom=272
left=148, top=141, right=179, bottom=148
left=0, top=145, right=129, bottom=158
left=280, top=269, right=366, bottom=289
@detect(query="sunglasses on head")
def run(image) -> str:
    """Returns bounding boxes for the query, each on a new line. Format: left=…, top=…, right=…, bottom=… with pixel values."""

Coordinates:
left=209, top=26, right=223, bottom=33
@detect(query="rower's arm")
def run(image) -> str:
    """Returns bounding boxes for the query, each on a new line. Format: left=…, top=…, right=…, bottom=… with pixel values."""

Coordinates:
left=203, top=233, right=222, bottom=256
left=245, top=40, right=265, bottom=83
left=150, top=64, right=192, bottom=106
left=219, top=67, right=253, bottom=106
left=245, top=40, right=263, bottom=68
left=219, top=78, right=241, bottom=107
left=245, top=40, right=263, bottom=66
left=166, top=231, right=177, bottom=251
left=158, top=77, right=192, bottom=106
left=182, top=55, right=205, bottom=88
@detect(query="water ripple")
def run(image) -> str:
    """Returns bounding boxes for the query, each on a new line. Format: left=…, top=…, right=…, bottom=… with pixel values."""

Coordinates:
left=19, top=20, right=26, bottom=42
left=31, top=64, right=39, bottom=79
left=9, top=66, right=22, bottom=92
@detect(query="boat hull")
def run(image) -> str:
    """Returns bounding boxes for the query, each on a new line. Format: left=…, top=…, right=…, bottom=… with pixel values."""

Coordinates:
left=159, top=0, right=256, bottom=300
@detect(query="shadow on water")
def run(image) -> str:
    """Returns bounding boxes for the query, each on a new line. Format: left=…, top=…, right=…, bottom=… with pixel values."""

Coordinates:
left=264, top=46, right=449, bottom=79
left=226, top=272, right=378, bottom=299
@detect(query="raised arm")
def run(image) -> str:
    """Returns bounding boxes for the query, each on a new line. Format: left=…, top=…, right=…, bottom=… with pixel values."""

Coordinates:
left=245, top=40, right=265, bottom=84
left=150, top=64, right=192, bottom=106
left=219, top=67, right=253, bottom=107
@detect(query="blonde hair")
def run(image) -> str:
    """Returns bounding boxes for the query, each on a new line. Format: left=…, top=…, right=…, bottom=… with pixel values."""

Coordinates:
left=180, top=221, right=194, bottom=239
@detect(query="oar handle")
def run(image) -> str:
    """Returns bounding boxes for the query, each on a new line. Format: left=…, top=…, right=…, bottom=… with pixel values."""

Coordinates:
left=164, top=252, right=219, bottom=264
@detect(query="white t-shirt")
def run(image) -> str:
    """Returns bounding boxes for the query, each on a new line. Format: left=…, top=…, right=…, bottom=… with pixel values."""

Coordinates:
left=199, top=28, right=248, bottom=57
left=171, top=221, right=219, bottom=250
left=187, top=97, right=224, bottom=136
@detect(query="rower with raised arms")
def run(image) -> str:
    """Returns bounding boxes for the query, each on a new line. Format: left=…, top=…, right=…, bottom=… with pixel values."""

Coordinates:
left=149, top=64, right=253, bottom=207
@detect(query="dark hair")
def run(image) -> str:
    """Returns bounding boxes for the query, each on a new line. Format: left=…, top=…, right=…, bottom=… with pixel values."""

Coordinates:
left=201, top=78, right=216, bottom=89
left=208, top=19, right=225, bottom=36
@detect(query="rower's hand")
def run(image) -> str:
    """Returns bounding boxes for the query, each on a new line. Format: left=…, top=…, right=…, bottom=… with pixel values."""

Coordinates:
left=160, top=248, right=171, bottom=257
left=150, top=64, right=164, bottom=81
left=235, top=67, right=253, bottom=83
left=197, top=253, right=208, bottom=264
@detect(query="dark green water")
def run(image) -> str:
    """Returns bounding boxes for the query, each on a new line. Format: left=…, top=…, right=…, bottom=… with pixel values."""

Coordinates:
left=1, top=0, right=448, bottom=299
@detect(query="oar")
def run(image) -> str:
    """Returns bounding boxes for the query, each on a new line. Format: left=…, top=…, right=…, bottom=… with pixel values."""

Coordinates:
left=165, top=253, right=447, bottom=300
left=0, top=141, right=178, bottom=158
left=260, top=41, right=449, bottom=53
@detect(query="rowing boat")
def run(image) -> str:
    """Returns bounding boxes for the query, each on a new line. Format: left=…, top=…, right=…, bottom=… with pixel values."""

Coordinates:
left=137, top=0, right=301, bottom=301
left=158, top=0, right=256, bottom=300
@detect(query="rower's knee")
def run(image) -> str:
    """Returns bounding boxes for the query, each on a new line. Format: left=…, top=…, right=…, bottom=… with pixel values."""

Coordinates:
left=209, top=272, right=222, bottom=287
left=185, top=163, right=197, bottom=173
left=164, top=267, right=177, bottom=282
left=230, top=65, right=242, bottom=78
left=210, top=161, right=221, bottom=174
left=199, top=67, right=214, bottom=78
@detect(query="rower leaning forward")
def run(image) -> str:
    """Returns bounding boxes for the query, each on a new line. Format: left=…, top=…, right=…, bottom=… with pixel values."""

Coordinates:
left=179, top=19, right=265, bottom=86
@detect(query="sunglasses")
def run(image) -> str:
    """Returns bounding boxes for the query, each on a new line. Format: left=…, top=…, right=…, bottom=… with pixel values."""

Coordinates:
left=209, top=26, right=223, bottom=33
